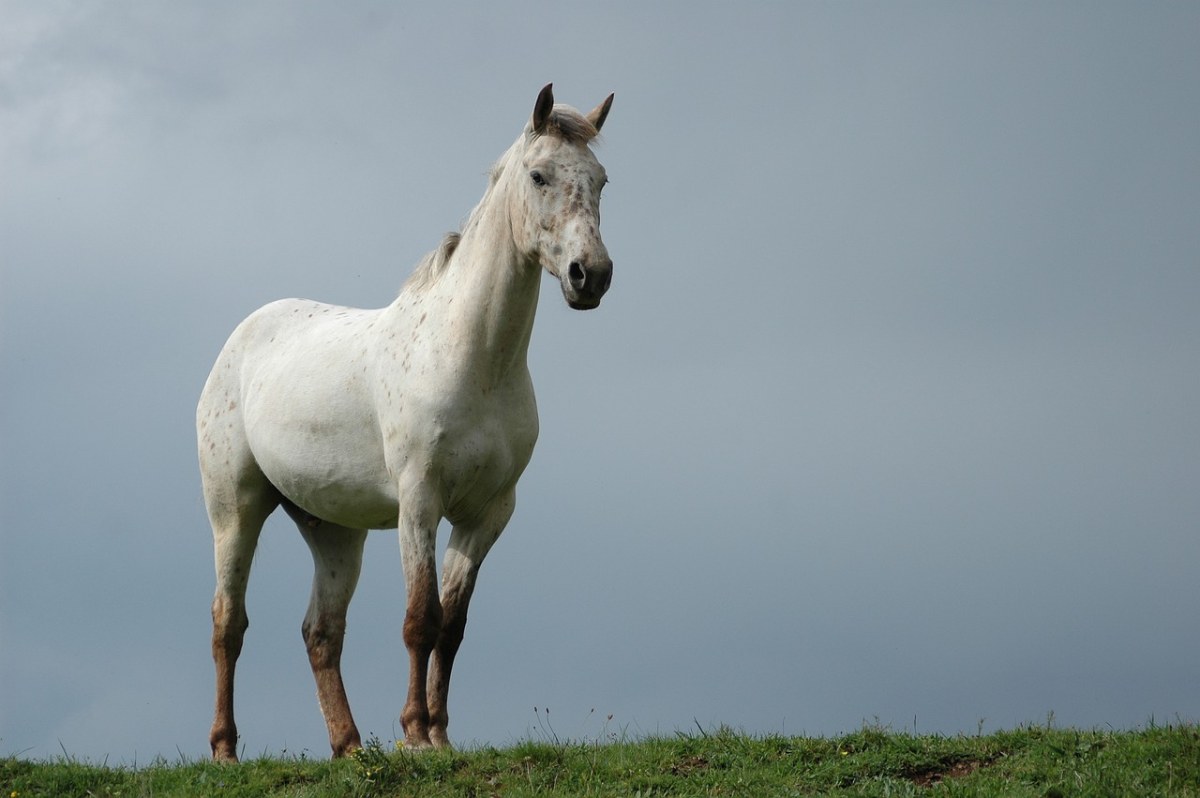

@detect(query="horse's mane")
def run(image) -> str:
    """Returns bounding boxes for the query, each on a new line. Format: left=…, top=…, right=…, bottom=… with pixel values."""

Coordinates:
left=403, top=231, right=462, bottom=292
left=402, top=105, right=597, bottom=294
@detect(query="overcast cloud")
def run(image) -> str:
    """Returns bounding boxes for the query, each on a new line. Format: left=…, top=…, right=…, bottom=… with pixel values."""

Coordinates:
left=2, top=1, right=1198, bottom=763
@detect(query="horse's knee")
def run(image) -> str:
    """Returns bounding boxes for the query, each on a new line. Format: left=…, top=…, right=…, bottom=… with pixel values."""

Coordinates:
left=402, top=570, right=442, bottom=652
left=211, top=596, right=249, bottom=654
left=403, top=597, right=442, bottom=652
left=302, top=615, right=346, bottom=668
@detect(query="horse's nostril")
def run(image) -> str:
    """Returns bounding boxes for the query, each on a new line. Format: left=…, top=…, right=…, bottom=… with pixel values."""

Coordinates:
left=568, top=261, right=587, bottom=289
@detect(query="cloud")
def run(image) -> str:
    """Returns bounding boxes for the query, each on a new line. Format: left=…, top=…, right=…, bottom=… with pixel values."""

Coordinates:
left=3, top=1, right=1199, bottom=762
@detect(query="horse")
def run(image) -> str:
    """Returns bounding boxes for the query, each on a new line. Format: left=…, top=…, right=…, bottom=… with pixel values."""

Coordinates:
left=196, top=84, right=615, bottom=762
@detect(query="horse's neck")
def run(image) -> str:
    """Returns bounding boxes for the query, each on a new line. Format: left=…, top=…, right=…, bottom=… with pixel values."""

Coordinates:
left=393, top=198, right=540, bottom=388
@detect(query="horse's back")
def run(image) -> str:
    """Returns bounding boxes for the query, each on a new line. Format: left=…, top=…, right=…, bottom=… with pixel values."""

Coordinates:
left=200, top=298, right=354, bottom=432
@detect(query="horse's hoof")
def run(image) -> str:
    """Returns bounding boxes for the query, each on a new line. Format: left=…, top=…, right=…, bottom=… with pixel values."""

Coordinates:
left=402, top=737, right=435, bottom=751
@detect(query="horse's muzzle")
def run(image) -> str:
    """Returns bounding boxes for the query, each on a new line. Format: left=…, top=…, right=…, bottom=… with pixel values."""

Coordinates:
left=563, top=258, right=613, bottom=310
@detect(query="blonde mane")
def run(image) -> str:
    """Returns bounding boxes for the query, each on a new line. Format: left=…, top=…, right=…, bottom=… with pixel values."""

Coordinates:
left=403, top=231, right=462, bottom=292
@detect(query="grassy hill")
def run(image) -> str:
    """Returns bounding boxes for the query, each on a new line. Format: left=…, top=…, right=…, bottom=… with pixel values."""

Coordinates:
left=4, top=722, right=1197, bottom=796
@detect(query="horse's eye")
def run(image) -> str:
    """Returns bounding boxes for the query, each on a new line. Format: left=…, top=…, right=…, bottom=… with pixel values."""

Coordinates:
left=530, top=171, right=547, bottom=187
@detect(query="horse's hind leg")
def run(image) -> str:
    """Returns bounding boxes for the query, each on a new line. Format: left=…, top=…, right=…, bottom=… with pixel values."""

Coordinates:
left=290, top=509, right=368, bottom=758
left=205, top=475, right=278, bottom=763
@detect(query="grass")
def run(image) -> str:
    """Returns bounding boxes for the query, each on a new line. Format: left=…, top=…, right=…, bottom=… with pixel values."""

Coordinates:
left=3, top=721, right=1198, bottom=797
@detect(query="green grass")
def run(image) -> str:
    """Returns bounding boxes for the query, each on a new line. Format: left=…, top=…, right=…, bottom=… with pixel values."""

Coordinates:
left=4, top=722, right=1198, bottom=797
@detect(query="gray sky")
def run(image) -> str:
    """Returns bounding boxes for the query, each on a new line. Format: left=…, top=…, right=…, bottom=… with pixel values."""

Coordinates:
left=3, top=1, right=1198, bottom=763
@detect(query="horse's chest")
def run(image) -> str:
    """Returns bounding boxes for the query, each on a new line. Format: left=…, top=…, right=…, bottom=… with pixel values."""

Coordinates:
left=388, top=387, right=539, bottom=521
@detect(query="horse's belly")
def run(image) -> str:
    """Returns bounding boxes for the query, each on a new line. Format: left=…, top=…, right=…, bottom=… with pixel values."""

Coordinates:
left=244, top=391, right=400, bottom=529
left=253, top=436, right=399, bottom=529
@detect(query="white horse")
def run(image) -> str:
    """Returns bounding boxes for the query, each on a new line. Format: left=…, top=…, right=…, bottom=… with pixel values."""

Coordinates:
left=197, top=84, right=614, bottom=762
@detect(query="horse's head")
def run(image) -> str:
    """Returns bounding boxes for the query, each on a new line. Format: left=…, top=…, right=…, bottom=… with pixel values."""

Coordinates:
left=511, top=84, right=614, bottom=310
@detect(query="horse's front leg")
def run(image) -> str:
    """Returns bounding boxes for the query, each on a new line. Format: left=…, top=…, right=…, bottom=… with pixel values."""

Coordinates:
left=427, top=492, right=515, bottom=748
left=398, top=500, right=443, bottom=749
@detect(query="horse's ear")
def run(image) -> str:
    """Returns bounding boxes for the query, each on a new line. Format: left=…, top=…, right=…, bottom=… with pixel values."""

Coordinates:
left=532, top=83, right=554, bottom=134
left=587, top=93, right=614, bottom=133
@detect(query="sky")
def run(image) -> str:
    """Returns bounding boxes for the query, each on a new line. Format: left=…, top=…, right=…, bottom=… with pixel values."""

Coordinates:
left=2, top=1, right=1198, bottom=764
